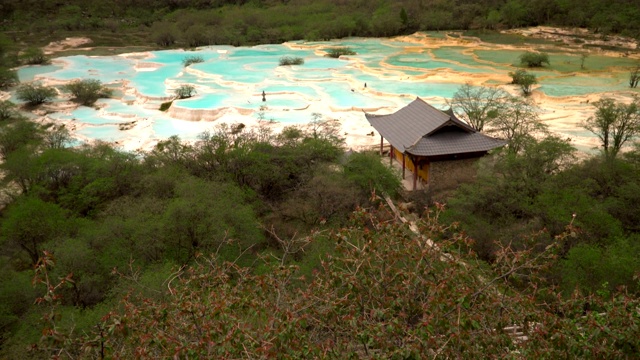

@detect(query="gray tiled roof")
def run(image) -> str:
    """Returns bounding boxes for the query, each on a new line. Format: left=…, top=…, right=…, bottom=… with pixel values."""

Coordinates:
left=365, top=97, right=505, bottom=156
left=406, top=129, right=507, bottom=156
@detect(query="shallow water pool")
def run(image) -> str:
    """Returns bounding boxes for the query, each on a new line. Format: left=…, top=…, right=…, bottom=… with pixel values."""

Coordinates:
left=20, top=33, right=637, bottom=151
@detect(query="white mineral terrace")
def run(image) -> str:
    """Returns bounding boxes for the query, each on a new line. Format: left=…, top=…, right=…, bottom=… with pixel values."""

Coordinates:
left=14, top=29, right=640, bottom=153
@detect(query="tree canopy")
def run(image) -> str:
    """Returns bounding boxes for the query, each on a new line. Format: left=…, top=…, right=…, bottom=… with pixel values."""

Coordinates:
left=3, top=0, right=638, bottom=48
left=583, top=97, right=640, bottom=158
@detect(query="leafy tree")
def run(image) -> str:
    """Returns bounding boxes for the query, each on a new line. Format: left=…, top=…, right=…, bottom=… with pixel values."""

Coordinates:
left=148, top=135, right=195, bottom=170
left=343, top=152, right=401, bottom=197
left=0, top=68, right=18, bottom=89
left=484, top=10, right=502, bottom=30
left=519, top=51, right=550, bottom=67
left=562, top=236, right=640, bottom=294
left=55, top=144, right=144, bottom=215
left=420, top=9, right=454, bottom=31
left=162, top=177, right=262, bottom=263
left=62, top=79, right=112, bottom=106
left=445, top=135, right=576, bottom=259
left=490, top=96, right=546, bottom=153
left=509, top=69, right=537, bottom=96
left=174, top=84, right=196, bottom=99
left=450, top=84, right=510, bottom=131
left=43, top=125, right=73, bottom=149
left=16, top=83, right=57, bottom=105
left=534, top=167, right=624, bottom=245
left=500, top=0, right=528, bottom=28
left=305, top=114, right=344, bottom=147
left=0, top=119, right=42, bottom=160
left=19, top=47, right=49, bottom=65
left=85, top=195, right=168, bottom=267
left=0, top=147, right=39, bottom=194
left=0, top=100, right=18, bottom=121
left=276, top=166, right=361, bottom=227
left=0, top=196, right=75, bottom=265
left=370, top=4, right=403, bottom=36
left=0, top=270, right=37, bottom=337
left=582, top=97, right=640, bottom=158
left=50, top=237, right=110, bottom=307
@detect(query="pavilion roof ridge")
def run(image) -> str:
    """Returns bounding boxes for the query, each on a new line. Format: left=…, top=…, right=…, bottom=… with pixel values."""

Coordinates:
left=365, top=97, right=505, bottom=156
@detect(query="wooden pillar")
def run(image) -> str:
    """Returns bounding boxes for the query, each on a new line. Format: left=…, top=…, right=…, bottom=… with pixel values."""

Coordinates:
left=412, top=158, right=418, bottom=191
left=402, top=154, right=406, bottom=179
left=389, top=145, right=393, bottom=165
left=379, top=135, right=383, bottom=156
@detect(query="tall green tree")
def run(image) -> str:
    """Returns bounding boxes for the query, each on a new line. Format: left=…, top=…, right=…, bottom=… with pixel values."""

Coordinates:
left=509, top=69, right=537, bottom=96
left=490, top=96, right=546, bottom=154
left=0, top=119, right=42, bottom=160
left=162, top=177, right=262, bottom=263
left=450, top=84, right=509, bottom=131
left=583, top=97, right=640, bottom=158
left=0, top=196, right=75, bottom=265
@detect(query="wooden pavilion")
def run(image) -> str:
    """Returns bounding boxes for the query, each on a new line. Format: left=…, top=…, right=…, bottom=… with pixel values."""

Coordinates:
left=365, top=97, right=506, bottom=191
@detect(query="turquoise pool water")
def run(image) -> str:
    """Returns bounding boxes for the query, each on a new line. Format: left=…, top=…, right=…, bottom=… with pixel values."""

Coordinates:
left=17, top=64, right=63, bottom=82
left=19, top=34, right=635, bottom=150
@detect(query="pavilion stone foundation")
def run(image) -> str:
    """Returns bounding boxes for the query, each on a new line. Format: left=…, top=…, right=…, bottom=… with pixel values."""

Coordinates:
left=428, top=158, right=479, bottom=193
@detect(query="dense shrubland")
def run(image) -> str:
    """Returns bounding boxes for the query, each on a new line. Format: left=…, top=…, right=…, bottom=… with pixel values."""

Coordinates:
left=0, top=110, right=405, bottom=357
left=1, top=0, right=640, bottom=351
left=445, top=92, right=640, bottom=299
left=0, top=88, right=639, bottom=357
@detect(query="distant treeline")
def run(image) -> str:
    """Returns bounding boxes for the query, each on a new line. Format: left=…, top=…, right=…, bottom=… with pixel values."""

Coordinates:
left=1, top=0, right=639, bottom=47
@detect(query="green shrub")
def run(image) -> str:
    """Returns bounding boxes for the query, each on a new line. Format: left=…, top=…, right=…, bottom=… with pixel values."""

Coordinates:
left=0, top=100, right=17, bottom=121
left=174, top=85, right=196, bottom=99
left=325, top=47, right=356, bottom=58
left=182, top=55, right=204, bottom=67
left=16, top=84, right=57, bottom=105
left=562, top=236, right=640, bottom=295
left=0, top=119, right=43, bottom=160
left=0, top=68, right=18, bottom=89
left=20, top=48, right=49, bottom=65
left=508, top=69, right=537, bottom=96
left=519, top=51, right=550, bottom=67
left=62, top=79, right=112, bottom=106
left=279, top=56, right=304, bottom=66
left=509, top=69, right=526, bottom=84
left=344, top=152, right=401, bottom=197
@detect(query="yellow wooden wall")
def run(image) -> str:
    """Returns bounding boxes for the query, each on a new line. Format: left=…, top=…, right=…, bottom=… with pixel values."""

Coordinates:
left=392, top=149, right=429, bottom=183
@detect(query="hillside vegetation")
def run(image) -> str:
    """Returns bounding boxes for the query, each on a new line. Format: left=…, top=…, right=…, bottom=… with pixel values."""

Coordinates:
left=1, top=0, right=640, bottom=357
left=0, top=97, right=640, bottom=357
left=0, top=0, right=639, bottom=49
